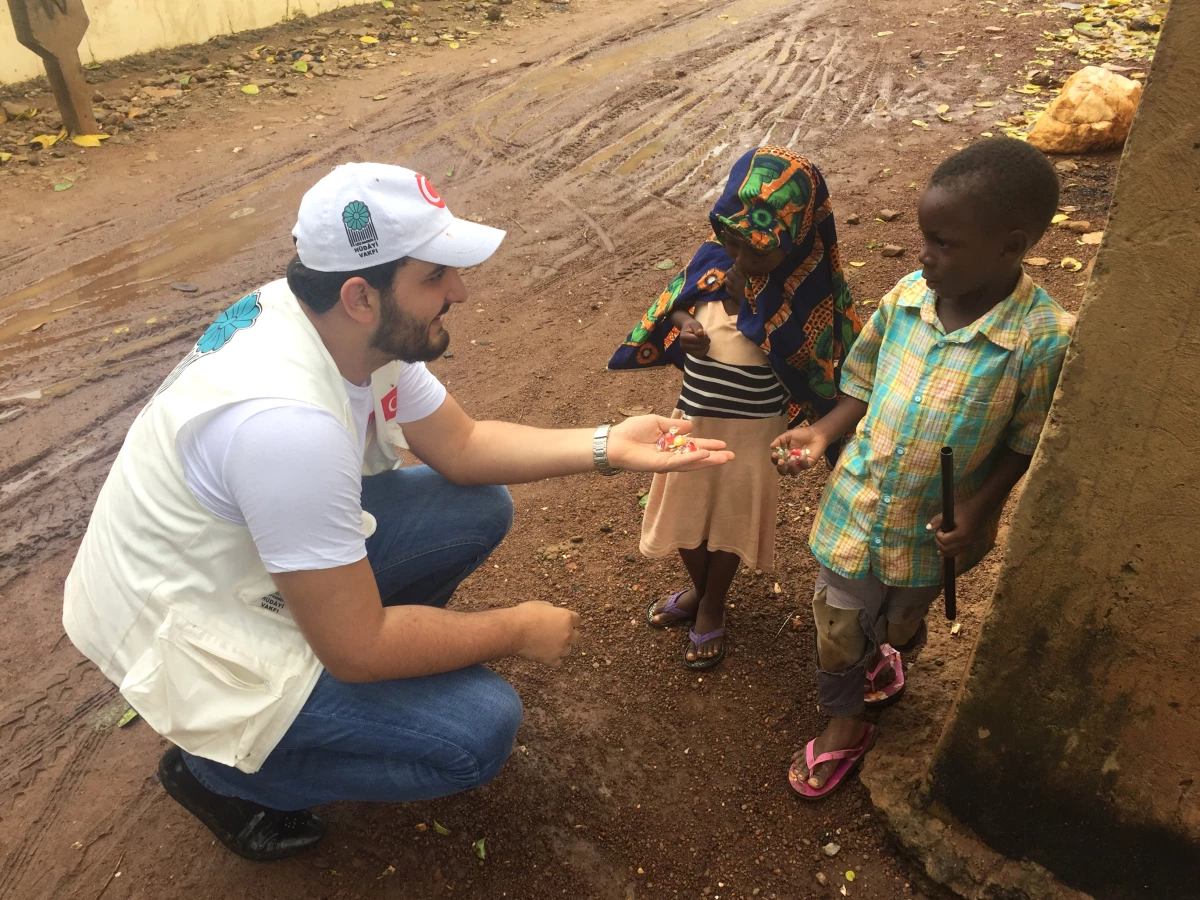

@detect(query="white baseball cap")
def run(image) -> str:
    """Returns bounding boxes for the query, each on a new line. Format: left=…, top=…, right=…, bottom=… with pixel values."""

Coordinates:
left=292, top=162, right=506, bottom=272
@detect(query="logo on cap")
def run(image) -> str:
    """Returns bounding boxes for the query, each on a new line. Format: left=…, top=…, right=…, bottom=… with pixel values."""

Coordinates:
left=415, top=174, right=446, bottom=209
left=342, top=200, right=379, bottom=259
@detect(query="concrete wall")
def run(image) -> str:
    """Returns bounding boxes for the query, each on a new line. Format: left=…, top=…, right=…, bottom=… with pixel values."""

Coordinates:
left=927, top=4, right=1200, bottom=898
left=1, top=0, right=362, bottom=85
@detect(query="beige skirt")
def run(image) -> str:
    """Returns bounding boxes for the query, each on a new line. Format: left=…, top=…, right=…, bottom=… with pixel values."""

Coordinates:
left=640, top=410, right=787, bottom=572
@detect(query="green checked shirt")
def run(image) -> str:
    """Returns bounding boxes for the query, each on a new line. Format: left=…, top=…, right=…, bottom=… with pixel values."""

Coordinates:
left=810, top=271, right=1075, bottom=587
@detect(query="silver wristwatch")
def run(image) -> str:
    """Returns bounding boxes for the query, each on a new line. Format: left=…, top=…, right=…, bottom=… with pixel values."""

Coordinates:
left=592, top=424, right=621, bottom=476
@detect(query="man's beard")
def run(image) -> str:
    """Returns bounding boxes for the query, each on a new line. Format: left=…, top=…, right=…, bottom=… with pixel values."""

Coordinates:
left=370, top=288, right=451, bottom=363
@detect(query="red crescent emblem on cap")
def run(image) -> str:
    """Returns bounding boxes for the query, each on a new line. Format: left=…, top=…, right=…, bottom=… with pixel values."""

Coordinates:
left=382, top=386, right=399, bottom=421
left=415, top=174, right=446, bottom=209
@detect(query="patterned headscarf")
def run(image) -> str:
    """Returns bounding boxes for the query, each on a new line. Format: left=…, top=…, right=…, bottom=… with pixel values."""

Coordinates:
left=608, top=146, right=862, bottom=433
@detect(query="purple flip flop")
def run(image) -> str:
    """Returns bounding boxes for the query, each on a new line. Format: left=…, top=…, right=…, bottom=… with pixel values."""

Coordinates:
left=645, top=590, right=695, bottom=629
left=682, top=625, right=726, bottom=671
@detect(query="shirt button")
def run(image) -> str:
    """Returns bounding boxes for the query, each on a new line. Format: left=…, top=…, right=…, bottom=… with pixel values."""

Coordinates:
left=896, top=447, right=906, bottom=456
left=936, top=341, right=945, bottom=349
left=884, top=495, right=893, bottom=503
left=872, top=537, right=882, bottom=545
left=914, top=394, right=923, bottom=403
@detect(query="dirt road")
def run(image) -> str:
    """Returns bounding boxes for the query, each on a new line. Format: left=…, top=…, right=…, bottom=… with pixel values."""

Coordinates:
left=0, top=0, right=1129, bottom=896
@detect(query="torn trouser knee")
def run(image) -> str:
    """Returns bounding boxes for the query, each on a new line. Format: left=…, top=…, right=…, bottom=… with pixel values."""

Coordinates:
left=812, top=584, right=878, bottom=718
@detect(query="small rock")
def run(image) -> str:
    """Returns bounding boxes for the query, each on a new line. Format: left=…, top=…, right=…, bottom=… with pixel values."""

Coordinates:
left=816, top=872, right=829, bottom=885
left=283, top=86, right=300, bottom=96
left=909, top=48, right=923, bottom=59
left=2, top=100, right=32, bottom=119
left=415, top=822, right=428, bottom=832
left=1129, top=15, right=1159, bottom=32
left=599, top=523, right=613, bottom=533
left=121, top=119, right=136, bottom=131
left=1056, top=160, right=1078, bottom=173
left=878, top=209, right=901, bottom=222
left=1064, top=220, right=1092, bottom=233
left=845, top=213, right=861, bottom=225
left=1030, top=70, right=1052, bottom=87
left=443, top=351, right=454, bottom=359
left=92, top=90, right=106, bottom=102
left=170, top=282, right=199, bottom=293
left=1007, top=114, right=1028, bottom=126
left=424, top=34, right=441, bottom=44
left=569, top=535, right=584, bottom=544
left=983, top=25, right=1005, bottom=32
left=881, top=244, right=904, bottom=258
left=822, top=841, right=841, bottom=857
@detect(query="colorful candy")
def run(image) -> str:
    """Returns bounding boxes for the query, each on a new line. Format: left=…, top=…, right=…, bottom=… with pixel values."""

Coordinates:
left=656, top=427, right=699, bottom=455
left=774, top=446, right=812, bottom=462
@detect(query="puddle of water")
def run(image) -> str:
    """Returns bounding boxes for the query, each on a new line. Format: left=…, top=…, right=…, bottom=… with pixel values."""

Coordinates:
left=0, top=154, right=321, bottom=346
left=614, top=125, right=684, bottom=175
left=0, top=0, right=797, bottom=352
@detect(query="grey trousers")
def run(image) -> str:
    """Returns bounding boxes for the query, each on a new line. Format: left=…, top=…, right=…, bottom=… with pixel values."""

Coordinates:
left=812, top=565, right=942, bottom=717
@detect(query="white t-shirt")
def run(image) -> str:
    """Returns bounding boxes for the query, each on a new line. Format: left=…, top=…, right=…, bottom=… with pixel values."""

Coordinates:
left=176, top=362, right=447, bottom=574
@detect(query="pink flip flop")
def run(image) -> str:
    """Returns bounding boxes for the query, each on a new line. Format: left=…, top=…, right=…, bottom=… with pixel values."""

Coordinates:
left=864, top=643, right=905, bottom=708
left=788, top=723, right=877, bottom=800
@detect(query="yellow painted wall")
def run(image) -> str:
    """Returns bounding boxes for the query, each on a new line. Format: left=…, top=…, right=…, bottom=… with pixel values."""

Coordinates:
left=1, top=0, right=362, bottom=85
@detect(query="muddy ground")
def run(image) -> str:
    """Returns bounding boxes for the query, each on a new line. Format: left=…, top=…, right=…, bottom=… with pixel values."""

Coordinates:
left=0, top=0, right=1138, bottom=896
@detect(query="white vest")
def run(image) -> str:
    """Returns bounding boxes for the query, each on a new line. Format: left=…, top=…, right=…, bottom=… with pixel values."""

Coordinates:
left=64, top=279, right=409, bottom=773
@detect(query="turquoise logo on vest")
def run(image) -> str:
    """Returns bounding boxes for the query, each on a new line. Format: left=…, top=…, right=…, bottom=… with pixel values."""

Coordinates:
left=150, top=291, right=262, bottom=401
left=197, top=292, right=263, bottom=353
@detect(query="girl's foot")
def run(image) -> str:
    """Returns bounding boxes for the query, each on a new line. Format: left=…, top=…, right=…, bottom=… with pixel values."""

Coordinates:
left=684, top=602, right=725, bottom=666
left=790, top=717, right=869, bottom=790
left=647, top=589, right=699, bottom=627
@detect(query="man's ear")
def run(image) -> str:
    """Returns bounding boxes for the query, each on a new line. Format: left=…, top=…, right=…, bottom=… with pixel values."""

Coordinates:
left=338, top=276, right=378, bottom=325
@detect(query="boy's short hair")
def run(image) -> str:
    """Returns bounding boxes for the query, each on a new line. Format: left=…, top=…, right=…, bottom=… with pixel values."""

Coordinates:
left=929, top=137, right=1060, bottom=242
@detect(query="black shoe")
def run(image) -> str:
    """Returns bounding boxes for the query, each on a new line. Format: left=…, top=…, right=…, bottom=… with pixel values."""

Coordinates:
left=157, top=746, right=326, bottom=861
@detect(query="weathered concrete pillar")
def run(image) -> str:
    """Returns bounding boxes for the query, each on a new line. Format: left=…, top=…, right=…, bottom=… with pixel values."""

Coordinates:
left=921, top=3, right=1200, bottom=899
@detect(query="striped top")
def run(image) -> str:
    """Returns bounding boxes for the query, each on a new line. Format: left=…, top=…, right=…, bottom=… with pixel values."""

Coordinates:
left=810, top=271, right=1074, bottom=587
left=678, top=354, right=788, bottom=420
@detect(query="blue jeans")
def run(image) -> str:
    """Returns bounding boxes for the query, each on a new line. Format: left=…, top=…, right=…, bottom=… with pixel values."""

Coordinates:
left=183, top=466, right=520, bottom=811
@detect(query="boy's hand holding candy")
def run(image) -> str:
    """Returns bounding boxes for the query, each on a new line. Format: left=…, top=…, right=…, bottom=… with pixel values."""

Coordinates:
left=609, top=415, right=735, bottom=472
left=770, top=426, right=829, bottom=476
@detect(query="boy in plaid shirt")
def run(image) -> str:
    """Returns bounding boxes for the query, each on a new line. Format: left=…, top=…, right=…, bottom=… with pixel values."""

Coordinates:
left=773, top=139, right=1075, bottom=798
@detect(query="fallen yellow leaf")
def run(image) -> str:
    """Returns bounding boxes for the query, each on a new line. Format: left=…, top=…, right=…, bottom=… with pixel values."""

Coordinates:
left=360, top=35, right=379, bottom=43
left=29, top=128, right=66, bottom=150
left=849, top=261, right=867, bottom=267
left=1024, top=257, right=1050, bottom=267
left=877, top=30, right=894, bottom=36
left=71, top=134, right=109, bottom=147
left=1080, top=231, right=1104, bottom=245
left=936, top=103, right=950, bottom=114
left=974, top=101, right=997, bottom=108
left=400, top=70, right=414, bottom=75
left=981, top=131, right=994, bottom=137
left=449, top=41, right=460, bottom=48
left=1061, top=257, right=1083, bottom=272
left=912, top=119, right=930, bottom=129
left=294, top=60, right=309, bottom=72
left=382, top=0, right=395, bottom=6
left=146, top=317, right=158, bottom=324
left=0, top=152, right=11, bottom=163
left=1051, top=213, right=1069, bottom=224
left=242, top=84, right=260, bottom=95
left=939, top=113, right=953, bottom=122
left=373, top=94, right=388, bottom=100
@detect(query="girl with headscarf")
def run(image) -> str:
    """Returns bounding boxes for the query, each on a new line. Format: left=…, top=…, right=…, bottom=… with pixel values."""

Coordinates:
left=608, top=146, right=862, bottom=671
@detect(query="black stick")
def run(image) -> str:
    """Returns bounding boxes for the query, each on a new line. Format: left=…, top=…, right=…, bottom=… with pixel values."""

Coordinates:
left=940, top=446, right=957, bottom=620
